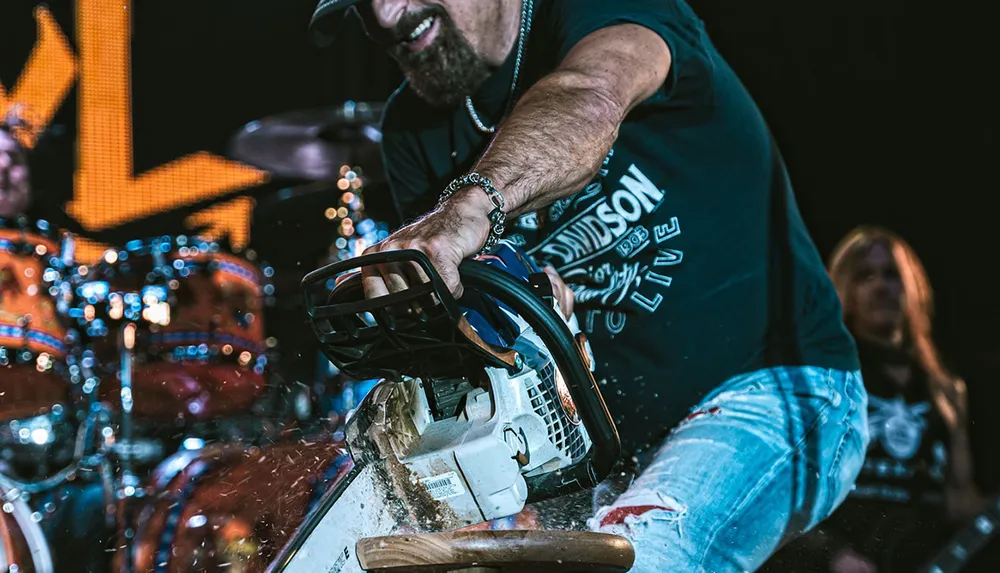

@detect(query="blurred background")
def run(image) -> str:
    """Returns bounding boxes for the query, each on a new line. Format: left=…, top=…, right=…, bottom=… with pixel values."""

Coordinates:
left=1, top=0, right=997, bottom=569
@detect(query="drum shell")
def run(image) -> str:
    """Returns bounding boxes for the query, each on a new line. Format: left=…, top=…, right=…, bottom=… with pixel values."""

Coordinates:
left=0, top=366, right=71, bottom=423
left=0, top=222, right=78, bottom=480
left=0, top=366, right=76, bottom=482
left=0, top=225, right=72, bottom=420
left=94, top=361, right=269, bottom=422
left=126, top=438, right=352, bottom=573
left=0, top=227, right=68, bottom=360
left=77, top=239, right=272, bottom=422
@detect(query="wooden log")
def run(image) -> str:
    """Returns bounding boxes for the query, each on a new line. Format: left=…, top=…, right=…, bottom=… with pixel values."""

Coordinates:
left=357, top=530, right=634, bottom=573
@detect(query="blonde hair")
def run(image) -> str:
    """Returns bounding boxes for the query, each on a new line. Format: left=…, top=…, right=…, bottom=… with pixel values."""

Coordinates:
left=829, top=226, right=966, bottom=430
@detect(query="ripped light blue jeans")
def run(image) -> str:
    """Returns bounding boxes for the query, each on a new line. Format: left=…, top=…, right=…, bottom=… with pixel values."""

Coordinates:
left=589, top=366, right=869, bottom=573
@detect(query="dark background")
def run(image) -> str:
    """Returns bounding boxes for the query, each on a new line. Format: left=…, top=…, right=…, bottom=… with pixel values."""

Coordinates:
left=2, top=1, right=997, bottom=490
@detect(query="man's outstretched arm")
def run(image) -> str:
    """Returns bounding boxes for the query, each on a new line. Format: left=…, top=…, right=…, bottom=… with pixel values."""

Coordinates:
left=475, top=24, right=671, bottom=218
left=364, top=24, right=671, bottom=298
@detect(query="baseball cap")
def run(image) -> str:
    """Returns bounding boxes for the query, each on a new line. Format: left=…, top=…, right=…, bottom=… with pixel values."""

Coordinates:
left=308, top=0, right=364, bottom=47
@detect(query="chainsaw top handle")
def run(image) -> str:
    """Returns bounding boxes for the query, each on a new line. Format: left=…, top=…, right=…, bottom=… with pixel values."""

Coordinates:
left=300, top=249, right=620, bottom=502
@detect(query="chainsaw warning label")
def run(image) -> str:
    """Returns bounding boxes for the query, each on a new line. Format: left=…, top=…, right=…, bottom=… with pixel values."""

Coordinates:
left=328, top=546, right=350, bottom=573
left=420, top=471, right=465, bottom=500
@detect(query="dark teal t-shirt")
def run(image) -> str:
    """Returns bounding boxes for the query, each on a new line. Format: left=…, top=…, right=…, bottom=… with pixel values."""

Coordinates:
left=380, top=0, right=859, bottom=454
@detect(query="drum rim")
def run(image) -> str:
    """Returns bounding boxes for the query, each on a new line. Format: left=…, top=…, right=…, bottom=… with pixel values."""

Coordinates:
left=0, top=228, right=61, bottom=257
left=76, top=233, right=274, bottom=302
left=0, top=473, right=55, bottom=573
left=0, top=217, right=65, bottom=257
left=89, top=233, right=269, bottom=271
left=69, top=233, right=274, bottom=365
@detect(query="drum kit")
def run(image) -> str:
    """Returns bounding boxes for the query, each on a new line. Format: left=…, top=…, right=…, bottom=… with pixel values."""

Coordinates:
left=0, top=103, right=390, bottom=573
left=0, top=215, right=303, bottom=571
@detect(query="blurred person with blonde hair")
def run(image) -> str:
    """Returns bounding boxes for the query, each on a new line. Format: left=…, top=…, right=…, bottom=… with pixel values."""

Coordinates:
left=765, top=226, right=983, bottom=572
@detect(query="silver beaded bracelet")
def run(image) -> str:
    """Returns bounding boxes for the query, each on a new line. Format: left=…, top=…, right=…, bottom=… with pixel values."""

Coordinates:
left=439, top=172, right=507, bottom=256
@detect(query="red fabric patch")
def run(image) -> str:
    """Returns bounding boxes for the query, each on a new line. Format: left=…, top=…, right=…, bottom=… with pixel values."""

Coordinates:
left=684, top=406, right=722, bottom=422
left=599, top=505, right=673, bottom=527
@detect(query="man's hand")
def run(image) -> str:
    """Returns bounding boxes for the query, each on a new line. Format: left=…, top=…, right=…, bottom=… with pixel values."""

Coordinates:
left=362, top=188, right=493, bottom=299
left=544, top=265, right=574, bottom=320
left=362, top=186, right=577, bottom=323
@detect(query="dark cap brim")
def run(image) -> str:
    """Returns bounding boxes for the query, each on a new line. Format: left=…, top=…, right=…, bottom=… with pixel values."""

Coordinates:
left=308, top=0, right=362, bottom=47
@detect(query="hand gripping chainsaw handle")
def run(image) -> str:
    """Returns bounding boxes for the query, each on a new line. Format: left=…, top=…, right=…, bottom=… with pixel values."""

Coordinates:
left=300, top=249, right=620, bottom=502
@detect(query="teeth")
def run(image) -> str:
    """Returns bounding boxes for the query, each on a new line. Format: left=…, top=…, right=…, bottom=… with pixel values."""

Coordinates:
left=408, top=17, right=434, bottom=41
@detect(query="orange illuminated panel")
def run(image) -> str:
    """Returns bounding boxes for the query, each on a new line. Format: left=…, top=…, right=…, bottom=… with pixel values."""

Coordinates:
left=2, top=2, right=269, bottom=264
left=0, top=6, right=76, bottom=148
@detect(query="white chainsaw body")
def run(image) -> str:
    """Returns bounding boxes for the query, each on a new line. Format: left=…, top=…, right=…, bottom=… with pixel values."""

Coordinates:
left=276, top=312, right=593, bottom=573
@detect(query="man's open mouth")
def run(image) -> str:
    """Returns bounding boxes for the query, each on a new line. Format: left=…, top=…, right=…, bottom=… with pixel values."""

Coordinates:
left=401, top=14, right=440, bottom=52
left=407, top=16, right=435, bottom=41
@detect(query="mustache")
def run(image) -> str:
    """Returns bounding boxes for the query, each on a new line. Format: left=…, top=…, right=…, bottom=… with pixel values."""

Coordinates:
left=358, top=4, right=448, bottom=45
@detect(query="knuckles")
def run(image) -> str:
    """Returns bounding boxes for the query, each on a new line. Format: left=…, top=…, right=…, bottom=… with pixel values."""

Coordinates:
left=362, top=229, right=465, bottom=296
left=371, top=237, right=453, bottom=264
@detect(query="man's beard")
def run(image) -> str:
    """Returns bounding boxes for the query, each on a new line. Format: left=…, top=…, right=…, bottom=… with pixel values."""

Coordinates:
left=388, top=9, right=492, bottom=108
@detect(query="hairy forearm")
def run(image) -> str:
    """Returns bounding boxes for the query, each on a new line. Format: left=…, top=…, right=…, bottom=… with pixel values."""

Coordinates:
left=473, top=70, right=626, bottom=218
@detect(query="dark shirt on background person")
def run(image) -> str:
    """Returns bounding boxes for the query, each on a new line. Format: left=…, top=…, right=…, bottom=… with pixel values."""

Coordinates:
left=822, top=339, right=953, bottom=571
left=760, top=339, right=955, bottom=573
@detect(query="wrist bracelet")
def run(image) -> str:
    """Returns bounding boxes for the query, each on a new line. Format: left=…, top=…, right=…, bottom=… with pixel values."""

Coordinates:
left=440, top=172, right=507, bottom=256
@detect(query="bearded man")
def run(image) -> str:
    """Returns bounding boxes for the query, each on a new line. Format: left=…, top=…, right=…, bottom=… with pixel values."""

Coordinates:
left=308, top=1, right=869, bottom=570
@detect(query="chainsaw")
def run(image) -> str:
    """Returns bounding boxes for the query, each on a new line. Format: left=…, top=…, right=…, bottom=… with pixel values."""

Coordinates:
left=269, top=243, right=621, bottom=573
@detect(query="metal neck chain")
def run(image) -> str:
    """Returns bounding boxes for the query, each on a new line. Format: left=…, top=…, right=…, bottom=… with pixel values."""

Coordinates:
left=465, top=0, right=533, bottom=135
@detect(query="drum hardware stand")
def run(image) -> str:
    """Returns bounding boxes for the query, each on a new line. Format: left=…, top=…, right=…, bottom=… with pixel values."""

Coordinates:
left=81, top=403, right=120, bottom=530
left=151, top=237, right=172, bottom=282
left=117, top=322, right=139, bottom=495
left=68, top=351, right=125, bottom=529
left=115, top=321, right=141, bottom=573
left=88, top=404, right=121, bottom=529
left=100, top=454, right=117, bottom=529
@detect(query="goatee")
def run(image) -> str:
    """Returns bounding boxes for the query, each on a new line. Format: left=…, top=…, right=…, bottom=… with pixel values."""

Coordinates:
left=388, top=9, right=492, bottom=108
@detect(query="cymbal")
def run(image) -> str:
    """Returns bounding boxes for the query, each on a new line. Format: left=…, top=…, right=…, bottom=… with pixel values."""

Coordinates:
left=228, top=102, right=385, bottom=183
